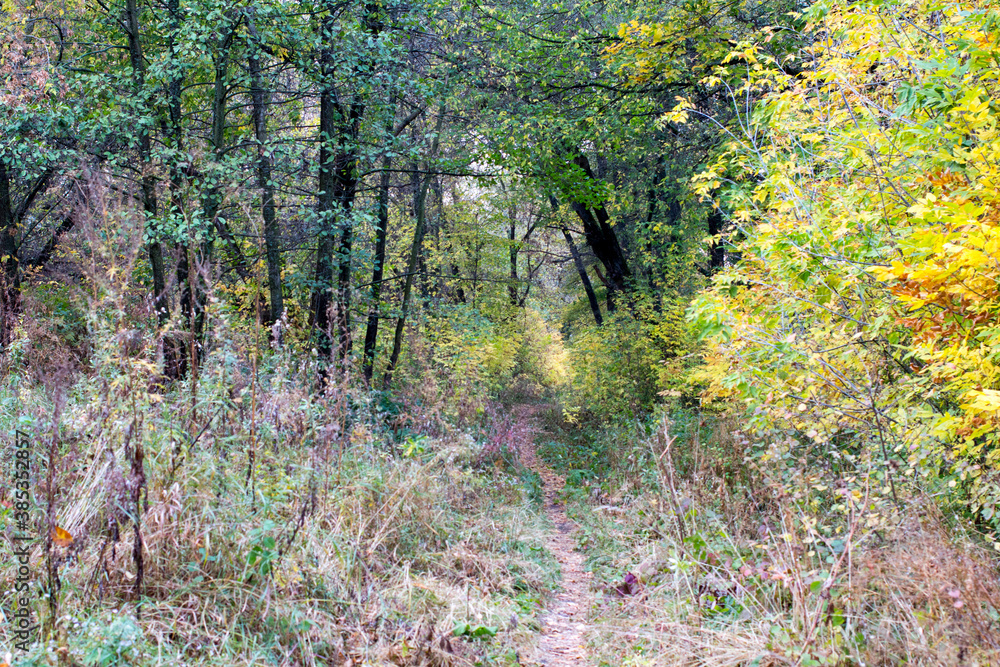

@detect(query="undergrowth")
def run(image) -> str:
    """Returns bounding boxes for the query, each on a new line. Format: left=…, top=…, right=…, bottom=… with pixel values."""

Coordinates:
left=540, top=407, right=1000, bottom=666
left=0, top=326, right=558, bottom=666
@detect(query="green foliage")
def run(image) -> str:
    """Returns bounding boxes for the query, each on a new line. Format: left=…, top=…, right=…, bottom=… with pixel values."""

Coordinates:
left=79, top=616, right=144, bottom=667
left=245, top=519, right=279, bottom=581
left=564, top=301, right=696, bottom=422
left=452, top=623, right=498, bottom=639
left=564, top=315, right=658, bottom=421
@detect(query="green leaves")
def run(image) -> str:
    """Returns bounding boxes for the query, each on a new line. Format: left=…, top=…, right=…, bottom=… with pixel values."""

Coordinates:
left=246, top=519, right=279, bottom=580
left=451, top=622, right=498, bottom=639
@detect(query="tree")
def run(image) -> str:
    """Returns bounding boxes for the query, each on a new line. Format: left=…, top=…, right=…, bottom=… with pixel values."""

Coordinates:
left=688, top=0, right=1000, bottom=525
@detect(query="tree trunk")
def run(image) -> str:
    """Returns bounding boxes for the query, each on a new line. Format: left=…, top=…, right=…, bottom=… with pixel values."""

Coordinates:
left=182, top=23, right=234, bottom=369
left=361, top=103, right=423, bottom=383
left=311, top=3, right=382, bottom=379
left=508, top=211, right=518, bottom=306
left=124, top=0, right=168, bottom=333
left=549, top=195, right=602, bottom=325
left=445, top=183, right=465, bottom=304
left=383, top=109, right=445, bottom=389
left=562, top=152, right=631, bottom=311
left=311, top=91, right=362, bottom=372
left=0, top=160, right=19, bottom=348
left=311, top=53, right=338, bottom=370
left=158, top=0, right=185, bottom=377
left=707, top=207, right=725, bottom=272
left=334, top=139, right=359, bottom=362
left=382, top=168, right=432, bottom=390
left=563, top=226, right=602, bottom=326
left=362, top=152, right=391, bottom=384
left=248, top=20, right=282, bottom=326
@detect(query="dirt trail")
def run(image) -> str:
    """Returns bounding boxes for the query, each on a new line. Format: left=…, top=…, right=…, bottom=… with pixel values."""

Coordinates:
left=512, top=405, right=592, bottom=666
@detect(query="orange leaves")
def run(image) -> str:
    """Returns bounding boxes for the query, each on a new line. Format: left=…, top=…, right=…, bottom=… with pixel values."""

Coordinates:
left=51, top=525, right=73, bottom=547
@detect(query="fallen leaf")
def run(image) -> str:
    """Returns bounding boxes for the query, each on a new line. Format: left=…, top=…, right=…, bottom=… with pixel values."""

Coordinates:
left=52, top=525, right=73, bottom=547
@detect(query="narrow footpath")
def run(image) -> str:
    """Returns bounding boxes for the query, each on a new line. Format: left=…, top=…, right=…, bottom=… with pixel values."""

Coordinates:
left=513, top=405, right=593, bottom=666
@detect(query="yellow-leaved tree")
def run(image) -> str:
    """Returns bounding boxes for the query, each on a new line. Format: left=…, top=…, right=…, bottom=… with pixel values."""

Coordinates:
left=680, top=0, right=1000, bottom=524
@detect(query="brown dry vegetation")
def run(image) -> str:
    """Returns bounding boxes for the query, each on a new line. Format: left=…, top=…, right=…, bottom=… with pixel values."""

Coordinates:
left=544, top=416, right=1000, bottom=667
left=1, top=322, right=558, bottom=666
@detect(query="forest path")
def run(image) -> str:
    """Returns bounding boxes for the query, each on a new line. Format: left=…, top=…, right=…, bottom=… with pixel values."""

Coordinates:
left=512, top=404, right=593, bottom=666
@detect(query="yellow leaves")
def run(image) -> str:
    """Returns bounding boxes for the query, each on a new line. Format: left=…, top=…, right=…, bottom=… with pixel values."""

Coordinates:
left=908, top=262, right=956, bottom=287
left=615, top=19, right=641, bottom=39
left=722, top=44, right=758, bottom=65
left=963, top=388, right=1000, bottom=415
left=870, top=260, right=908, bottom=282
left=606, top=20, right=675, bottom=83
left=660, top=96, right=693, bottom=125
left=906, top=194, right=938, bottom=220
left=686, top=0, right=1000, bottom=525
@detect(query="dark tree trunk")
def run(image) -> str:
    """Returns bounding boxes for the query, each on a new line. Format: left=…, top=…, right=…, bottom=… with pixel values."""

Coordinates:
left=124, top=0, right=168, bottom=334
left=549, top=195, right=602, bottom=325
left=383, top=166, right=433, bottom=390
left=383, top=109, right=444, bottom=389
left=311, top=3, right=381, bottom=379
left=0, top=160, right=19, bottom=348
left=440, top=180, right=465, bottom=304
left=707, top=207, right=725, bottom=272
left=362, top=152, right=391, bottom=384
left=157, top=0, right=186, bottom=377
left=508, top=211, right=518, bottom=306
left=429, top=175, right=447, bottom=299
left=311, top=91, right=363, bottom=372
left=311, top=59, right=338, bottom=370
left=334, top=140, right=359, bottom=361
left=452, top=264, right=466, bottom=304
left=644, top=157, right=678, bottom=311
left=562, top=153, right=631, bottom=311
left=563, top=226, right=602, bottom=326
left=591, top=264, right=615, bottom=313
left=248, top=20, right=282, bottom=326
left=180, top=24, right=234, bottom=371
left=360, top=103, right=423, bottom=383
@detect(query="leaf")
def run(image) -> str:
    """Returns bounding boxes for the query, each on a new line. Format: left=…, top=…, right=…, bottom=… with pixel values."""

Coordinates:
left=52, top=525, right=73, bottom=547
left=452, top=623, right=497, bottom=638
left=470, top=625, right=498, bottom=638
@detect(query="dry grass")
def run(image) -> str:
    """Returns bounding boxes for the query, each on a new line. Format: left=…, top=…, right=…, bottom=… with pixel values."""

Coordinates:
left=0, top=187, right=564, bottom=666
left=0, top=330, right=556, bottom=666
left=555, top=415, right=1000, bottom=667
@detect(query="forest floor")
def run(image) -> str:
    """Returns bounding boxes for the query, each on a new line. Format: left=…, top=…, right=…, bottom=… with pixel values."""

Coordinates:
left=514, top=404, right=594, bottom=667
